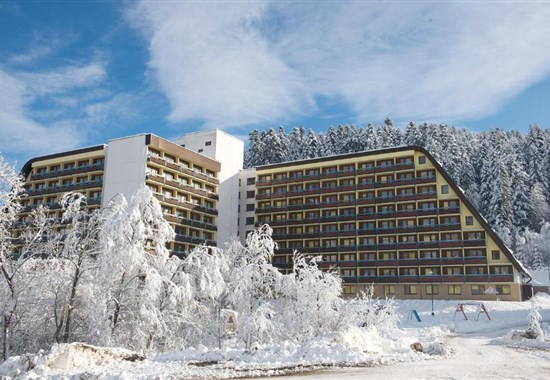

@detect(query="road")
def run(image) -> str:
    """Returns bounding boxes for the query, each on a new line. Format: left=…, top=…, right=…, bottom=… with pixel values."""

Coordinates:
left=258, top=326, right=550, bottom=379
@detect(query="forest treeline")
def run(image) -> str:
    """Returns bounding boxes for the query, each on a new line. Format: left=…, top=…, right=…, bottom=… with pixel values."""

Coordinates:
left=244, top=120, right=550, bottom=269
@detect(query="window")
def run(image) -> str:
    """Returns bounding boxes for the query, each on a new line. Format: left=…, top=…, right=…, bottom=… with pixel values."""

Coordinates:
left=361, top=253, right=376, bottom=261
left=465, top=249, right=486, bottom=257
left=343, top=286, right=356, bottom=295
left=341, top=269, right=356, bottom=277
left=380, top=252, right=396, bottom=260
left=441, top=233, right=460, bottom=241
left=441, top=185, right=449, bottom=194
left=471, top=285, right=485, bottom=295
left=198, top=149, right=203, bottom=153
left=246, top=190, right=255, bottom=199
left=491, top=266, right=511, bottom=274
left=444, top=267, right=462, bottom=275
left=404, top=285, right=417, bottom=295
left=323, top=209, right=338, bottom=218
left=426, top=285, right=439, bottom=295
left=448, top=285, right=462, bottom=295
left=323, top=224, right=338, bottom=232
left=324, top=239, right=337, bottom=247
left=401, top=267, right=417, bottom=276
left=492, top=250, right=501, bottom=260
left=245, top=217, right=255, bottom=225
left=246, top=204, right=255, bottom=212
left=341, top=223, right=355, bottom=232
left=418, top=155, right=426, bottom=164
left=384, top=285, right=396, bottom=295
left=205, top=141, right=212, bottom=146
left=400, top=251, right=416, bottom=259
left=464, top=231, right=484, bottom=240
left=465, top=266, right=486, bottom=275
left=246, top=177, right=255, bottom=185
left=361, top=268, right=376, bottom=277
left=495, top=285, right=511, bottom=295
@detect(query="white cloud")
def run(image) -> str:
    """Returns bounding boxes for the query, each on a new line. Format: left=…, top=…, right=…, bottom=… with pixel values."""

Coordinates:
left=0, top=69, right=83, bottom=157
left=0, top=60, right=121, bottom=160
left=128, top=2, right=550, bottom=126
left=127, top=2, right=314, bottom=128
left=19, top=63, right=106, bottom=96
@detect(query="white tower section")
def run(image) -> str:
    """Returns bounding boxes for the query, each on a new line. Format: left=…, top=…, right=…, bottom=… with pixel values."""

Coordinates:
left=102, top=134, right=148, bottom=206
left=175, top=129, right=244, bottom=246
left=238, top=168, right=257, bottom=244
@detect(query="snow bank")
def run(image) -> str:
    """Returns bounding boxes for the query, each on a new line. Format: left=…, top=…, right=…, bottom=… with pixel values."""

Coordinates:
left=17, top=292, right=550, bottom=379
left=45, top=343, right=145, bottom=370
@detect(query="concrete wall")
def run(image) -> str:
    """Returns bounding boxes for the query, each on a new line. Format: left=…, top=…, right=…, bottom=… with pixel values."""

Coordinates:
left=175, top=130, right=244, bottom=246
left=102, top=135, right=147, bottom=206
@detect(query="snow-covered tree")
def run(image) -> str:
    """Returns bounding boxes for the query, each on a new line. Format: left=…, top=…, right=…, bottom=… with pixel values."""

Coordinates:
left=0, top=155, right=25, bottom=360
left=93, top=186, right=176, bottom=352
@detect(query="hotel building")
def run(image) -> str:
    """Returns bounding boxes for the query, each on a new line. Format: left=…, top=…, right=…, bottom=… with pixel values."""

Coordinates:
left=253, top=146, right=530, bottom=301
left=18, top=134, right=221, bottom=256
left=17, top=131, right=530, bottom=301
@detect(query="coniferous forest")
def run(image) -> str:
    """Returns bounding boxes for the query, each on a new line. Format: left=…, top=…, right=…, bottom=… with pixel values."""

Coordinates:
left=244, top=120, right=550, bottom=269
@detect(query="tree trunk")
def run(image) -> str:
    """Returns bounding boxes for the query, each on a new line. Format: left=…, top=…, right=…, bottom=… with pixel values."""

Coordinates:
left=62, top=264, right=81, bottom=343
left=2, top=314, right=9, bottom=361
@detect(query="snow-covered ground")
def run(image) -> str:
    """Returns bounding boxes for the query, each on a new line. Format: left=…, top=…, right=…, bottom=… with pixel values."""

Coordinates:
left=2, top=294, right=550, bottom=379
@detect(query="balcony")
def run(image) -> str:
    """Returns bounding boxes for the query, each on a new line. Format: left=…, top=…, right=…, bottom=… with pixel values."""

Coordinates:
left=415, top=191, right=437, bottom=200
left=356, top=166, right=375, bottom=175
left=338, top=261, right=358, bottom=267
left=394, top=178, right=415, bottom=186
left=30, top=162, right=104, bottom=181
left=357, top=228, right=377, bottom=236
left=374, top=180, right=395, bottom=189
left=356, top=182, right=375, bottom=190
left=397, top=241, right=417, bottom=250
left=356, top=197, right=376, bottom=205
left=419, top=275, right=442, bottom=283
left=418, top=258, right=441, bottom=265
left=357, top=275, right=378, bottom=283
left=396, top=210, right=416, bottom=218
left=417, top=241, right=440, bottom=249
left=489, top=274, right=514, bottom=282
left=439, top=206, right=461, bottom=215
left=416, top=208, right=438, bottom=216
left=378, top=260, right=398, bottom=267
left=440, top=257, right=464, bottom=265
left=374, top=164, right=396, bottom=173
left=286, top=175, right=304, bottom=184
left=415, top=175, right=437, bottom=184
left=464, top=274, right=490, bottom=282
left=395, top=161, right=415, bottom=171
left=399, top=275, right=419, bottom=283
left=378, top=275, right=399, bottom=283
left=441, top=275, right=465, bottom=282
left=464, top=256, right=488, bottom=264
left=342, top=276, right=358, bottom=283
left=463, top=239, right=486, bottom=247
left=320, top=171, right=338, bottom=179
left=439, top=240, right=463, bottom=248
left=439, top=223, right=462, bottom=231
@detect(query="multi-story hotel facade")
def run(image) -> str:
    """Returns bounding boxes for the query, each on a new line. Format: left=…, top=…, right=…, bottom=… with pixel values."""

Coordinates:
left=18, top=134, right=221, bottom=256
left=254, top=146, right=530, bottom=301
left=17, top=131, right=531, bottom=301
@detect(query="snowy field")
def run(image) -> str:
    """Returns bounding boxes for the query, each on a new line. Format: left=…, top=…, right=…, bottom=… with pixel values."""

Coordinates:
left=2, top=293, right=550, bottom=379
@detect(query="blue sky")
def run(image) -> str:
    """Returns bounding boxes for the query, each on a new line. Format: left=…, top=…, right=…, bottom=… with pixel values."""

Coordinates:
left=2, top=1, right=550, bottom=166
